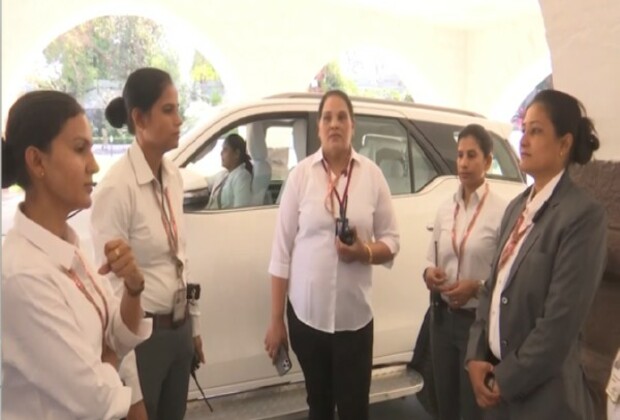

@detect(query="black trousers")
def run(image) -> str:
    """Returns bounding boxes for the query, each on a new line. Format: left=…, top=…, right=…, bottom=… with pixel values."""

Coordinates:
left=287, top=302, right=373, bottom=420
left=431, top=304, right=482, bottom=420
left=135, top=315, right=194, bottom=420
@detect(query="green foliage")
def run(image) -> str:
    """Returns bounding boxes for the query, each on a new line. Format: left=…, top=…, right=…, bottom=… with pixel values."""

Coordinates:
left=318, top=61, right=359, bottom=95
left=312, top=60, right=413, bottom=102
left=40, top=16, right=178, bottom=98
left=29, top=15, right=226, bottom=138
left=191, top=52, right=219, bottom=83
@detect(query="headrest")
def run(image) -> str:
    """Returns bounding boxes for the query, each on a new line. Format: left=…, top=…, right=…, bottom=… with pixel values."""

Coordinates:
left=246, top=121, right=268, bottom=160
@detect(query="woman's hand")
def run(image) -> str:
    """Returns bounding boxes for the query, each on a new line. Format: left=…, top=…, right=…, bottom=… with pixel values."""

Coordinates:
left=467, top=360, right=501, bottom=408
left=423, top=266, right=447, bottom=292
left=264, top=319, right=288, bottom=362
left=441, top=279, right=480, bottom=309
left=336, top=227, right=367, bottom=263
left=126, top=400, right=148, bottom=420
left=98, top=239, right=144, bottom=292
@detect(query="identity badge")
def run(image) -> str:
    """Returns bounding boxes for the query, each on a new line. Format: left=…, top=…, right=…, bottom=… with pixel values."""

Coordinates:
left=172, top=287, right=187, bottom=324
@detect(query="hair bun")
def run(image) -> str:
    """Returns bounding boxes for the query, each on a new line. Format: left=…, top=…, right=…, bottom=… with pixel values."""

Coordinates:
left=105, top=97, right=127, bottom=128
left=2, top=138, right=18, bottom=188
left=572, top=116, right=600, bottom=165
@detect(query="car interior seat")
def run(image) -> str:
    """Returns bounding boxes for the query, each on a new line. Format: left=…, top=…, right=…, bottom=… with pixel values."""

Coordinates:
left=276, top=119, right=307, bottom=205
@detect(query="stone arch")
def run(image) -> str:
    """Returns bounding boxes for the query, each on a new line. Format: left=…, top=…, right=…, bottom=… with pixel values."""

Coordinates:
left=3, top=2, right=241, bottom=114
left=304, top=43, right=445, bottom=105
left=488, top=54, right=552, bottom=121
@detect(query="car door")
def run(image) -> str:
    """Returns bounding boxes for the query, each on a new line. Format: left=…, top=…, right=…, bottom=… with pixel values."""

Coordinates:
left=176, top=107, right=311, bottom=395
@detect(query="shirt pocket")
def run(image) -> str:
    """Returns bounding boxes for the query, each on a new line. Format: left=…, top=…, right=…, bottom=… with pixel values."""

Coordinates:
left=130, top=220, right=159, bottom=264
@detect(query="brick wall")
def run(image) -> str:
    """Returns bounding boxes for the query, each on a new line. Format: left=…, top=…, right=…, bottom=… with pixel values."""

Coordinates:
left=570, top=160, right=620, bottom=419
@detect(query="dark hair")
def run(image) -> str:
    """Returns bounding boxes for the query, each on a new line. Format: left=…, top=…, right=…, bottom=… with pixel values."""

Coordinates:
left=457, top=123, right=493, bottom=157
left=224, top=133, right=253, bottom=176
left=528, top=89, right=599, bottom=165
left=105, top=67, right=173, bottom=134
left=318, top=89, right=354, bottom=119
left=2, top=91, right=84, bottom=189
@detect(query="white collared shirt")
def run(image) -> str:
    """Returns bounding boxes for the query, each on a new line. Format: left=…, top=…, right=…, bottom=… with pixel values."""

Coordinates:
left=269, top=148, right=400, bottom=333
left=91, top=142, right=200, bottom=336
left=426, top=182, right=508, bottom=309
left=2, top=206, right=152, bottom=420
left=206, top=164, right=252, bottom=209
left=489, top=170, right=564, bottom=359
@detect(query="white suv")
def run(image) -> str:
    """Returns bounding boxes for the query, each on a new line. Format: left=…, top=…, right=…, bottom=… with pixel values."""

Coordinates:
left=7, top=93, right=526, bottom=419
left=165, top=93, right=525, bottom=417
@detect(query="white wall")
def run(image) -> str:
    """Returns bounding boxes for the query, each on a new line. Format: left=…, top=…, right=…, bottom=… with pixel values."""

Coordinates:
left=467, top=11, right=550, bottom=119
left=539, top=0, right=620, bottom=160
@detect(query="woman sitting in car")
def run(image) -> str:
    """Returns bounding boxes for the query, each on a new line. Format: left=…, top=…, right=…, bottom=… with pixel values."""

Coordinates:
left=206, top=133, right=253, bottom=209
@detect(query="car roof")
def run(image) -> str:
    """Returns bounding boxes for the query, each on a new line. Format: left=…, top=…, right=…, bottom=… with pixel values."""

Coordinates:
left=266, top=92, right=486, bottom=118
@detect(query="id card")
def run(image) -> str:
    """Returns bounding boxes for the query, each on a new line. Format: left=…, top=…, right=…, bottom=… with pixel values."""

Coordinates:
left=172, top=287, right=187, bottom=323
left=608, top=349, right=620, bottom=403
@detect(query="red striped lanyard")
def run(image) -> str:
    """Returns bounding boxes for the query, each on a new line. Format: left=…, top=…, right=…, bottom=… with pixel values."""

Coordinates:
left=65, top=252, right=109, bottom=333
left=451, top=183, right=489, bottom=281
left=498, top=207, right=530, bottom=271
left=152, top=181, right=184, bottom=281
left=152, top=182, right=179, bottom=257
left=321, top=158, right=354, bottom=218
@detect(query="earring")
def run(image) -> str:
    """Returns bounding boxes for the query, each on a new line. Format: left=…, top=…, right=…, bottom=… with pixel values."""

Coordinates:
left=40, top=170, right=45, bottom=177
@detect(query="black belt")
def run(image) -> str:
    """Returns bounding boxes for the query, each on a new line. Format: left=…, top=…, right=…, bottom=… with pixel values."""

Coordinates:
left=436, top=298, right=477, bottom=317
left=145, top=310, right=187, bottom=329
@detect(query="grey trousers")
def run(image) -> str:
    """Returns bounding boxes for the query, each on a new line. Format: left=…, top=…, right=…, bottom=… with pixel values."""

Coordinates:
left=135, top=317, right=194, bottom=420
left=431, top=306, right=482, bottom=420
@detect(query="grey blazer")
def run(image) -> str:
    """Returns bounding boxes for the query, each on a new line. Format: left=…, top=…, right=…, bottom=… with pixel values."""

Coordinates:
left=466, top=172, right=607, bottom=420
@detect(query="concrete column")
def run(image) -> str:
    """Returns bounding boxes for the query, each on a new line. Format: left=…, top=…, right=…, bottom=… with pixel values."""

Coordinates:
left=539, top=0, right=620, bottom=160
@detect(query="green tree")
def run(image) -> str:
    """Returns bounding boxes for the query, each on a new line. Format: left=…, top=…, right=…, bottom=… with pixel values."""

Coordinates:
left=190, top=52, right=219, bottom=83
left=315, top=61, right=359, bottom=95
left=38, top=16, right=178, bottom=97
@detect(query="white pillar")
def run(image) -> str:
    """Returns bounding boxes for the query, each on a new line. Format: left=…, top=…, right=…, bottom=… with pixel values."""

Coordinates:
left=539, top=0, right=620, bottom=160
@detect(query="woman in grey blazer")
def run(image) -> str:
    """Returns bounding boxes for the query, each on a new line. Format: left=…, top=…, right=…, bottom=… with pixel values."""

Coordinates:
left=465, top=89, right=607, bottom=420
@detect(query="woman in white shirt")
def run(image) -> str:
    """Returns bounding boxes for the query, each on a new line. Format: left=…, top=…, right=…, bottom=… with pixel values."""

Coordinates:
left=264, top=89, right=400, bottom=420
left=91, top=68, right=203, bottom=420
left=1, top=90, right=151, bottom=420
left=466, top=90, right=606, bottom=419
left=206, top=133, right=252, bottom=209
left=424, top=124, right=507, bottom=420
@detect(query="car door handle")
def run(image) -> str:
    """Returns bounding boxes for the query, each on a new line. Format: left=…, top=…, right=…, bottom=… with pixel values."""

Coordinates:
left=426, top=224, right=434, bottom=232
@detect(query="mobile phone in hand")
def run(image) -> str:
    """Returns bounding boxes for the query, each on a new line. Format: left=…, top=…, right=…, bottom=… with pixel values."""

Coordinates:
left=275, top=346, right=292, bottom=376
left=484, top=372, right=496, bottom=390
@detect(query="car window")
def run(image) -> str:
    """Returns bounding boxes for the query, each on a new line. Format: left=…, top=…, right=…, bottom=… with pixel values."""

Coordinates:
left=353, top=116, right=438, bottom=195
left=183, top=116, right=307, bottom=210
left=411, top=120, right=523, bottom=182
left=354, top=116, right=412, bottom=195
left=409, top=139, right=438, bottom=191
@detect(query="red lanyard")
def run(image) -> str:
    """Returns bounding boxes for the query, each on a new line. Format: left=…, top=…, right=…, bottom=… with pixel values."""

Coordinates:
left=152, top=181, right=184, bottom=281
left=497, top=207, right=530, bottom=271
left=321, top=158, right=354, bottom=218
left=451, top=183, right=489, bottom=281
left=152, top=182, right=179, bottom=257
left=65, top=252, right=109, bottom=333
